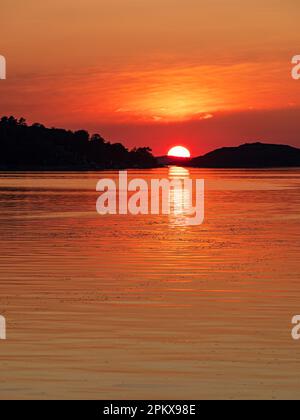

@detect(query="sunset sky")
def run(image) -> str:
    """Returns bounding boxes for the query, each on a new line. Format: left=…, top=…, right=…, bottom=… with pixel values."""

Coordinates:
left=1, top=0, right=299, bottom=155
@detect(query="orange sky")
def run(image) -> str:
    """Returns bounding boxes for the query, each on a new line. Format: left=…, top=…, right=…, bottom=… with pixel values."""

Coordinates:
left=1, top=0, right=300, bottom=155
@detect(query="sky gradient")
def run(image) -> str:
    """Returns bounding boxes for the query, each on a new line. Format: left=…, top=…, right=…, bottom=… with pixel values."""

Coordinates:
left=1, top=0, right=300, bottom=155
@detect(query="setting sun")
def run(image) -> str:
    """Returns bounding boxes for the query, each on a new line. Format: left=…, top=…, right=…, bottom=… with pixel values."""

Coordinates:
left=168, top=146, right=191, bottom=158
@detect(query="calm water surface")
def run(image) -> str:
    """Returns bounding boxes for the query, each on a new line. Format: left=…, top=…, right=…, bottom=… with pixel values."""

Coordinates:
left=0, top=168, right=300, bottom=399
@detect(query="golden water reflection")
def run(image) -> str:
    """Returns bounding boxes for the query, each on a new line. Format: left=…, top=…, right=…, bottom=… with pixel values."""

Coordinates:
left=168, top=166, right=192, bottom=226
left=0, top=169, right=300, bottom=399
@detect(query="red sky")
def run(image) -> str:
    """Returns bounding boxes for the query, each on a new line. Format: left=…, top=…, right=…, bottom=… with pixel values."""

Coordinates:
left=1, top=0, right=300, bottom=155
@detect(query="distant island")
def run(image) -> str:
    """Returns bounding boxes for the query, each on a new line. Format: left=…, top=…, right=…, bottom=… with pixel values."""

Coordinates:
left=190, top=142, right=300, bottom=168
left=1, top=116, right=300, bottom=170
left=159, top=142, right=300, bottom=168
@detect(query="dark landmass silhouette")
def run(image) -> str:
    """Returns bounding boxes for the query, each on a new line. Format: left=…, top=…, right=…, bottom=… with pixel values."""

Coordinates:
left=1, top=117, right=300, bottom=170
left=0, top=116, right=157, bottom=170
left=159, top=143, right=300, bottom=168
left=190, top=142, right=300, bottom=168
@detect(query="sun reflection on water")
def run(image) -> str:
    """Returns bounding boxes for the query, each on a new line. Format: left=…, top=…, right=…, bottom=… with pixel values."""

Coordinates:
left=168, top=166, right=192, bottom=227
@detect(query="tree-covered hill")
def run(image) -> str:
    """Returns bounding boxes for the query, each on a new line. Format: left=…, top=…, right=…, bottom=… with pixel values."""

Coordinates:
left=0, top=116, right=157, bottom=170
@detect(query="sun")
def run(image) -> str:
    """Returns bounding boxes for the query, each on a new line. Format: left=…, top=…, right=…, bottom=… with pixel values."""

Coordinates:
left=167, top=146, right=191, bottom=158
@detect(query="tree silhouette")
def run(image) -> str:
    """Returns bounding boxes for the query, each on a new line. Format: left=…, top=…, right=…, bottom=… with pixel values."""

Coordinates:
left=0, top=116, right=157, bottom=170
